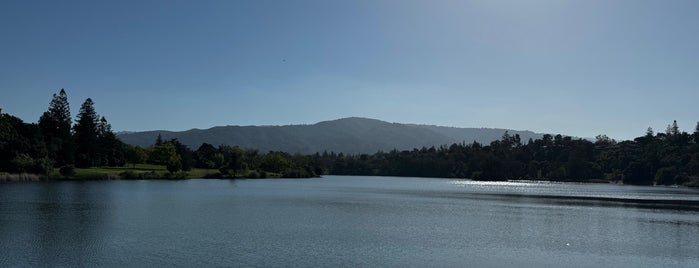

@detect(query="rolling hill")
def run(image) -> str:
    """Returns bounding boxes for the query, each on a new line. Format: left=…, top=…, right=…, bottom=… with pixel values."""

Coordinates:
left=116, top=117, right=545, bottom=154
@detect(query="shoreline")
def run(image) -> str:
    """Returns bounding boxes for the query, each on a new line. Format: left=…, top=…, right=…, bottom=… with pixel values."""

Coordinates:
left=2, top=172, right=695, bottom=188
left=1, top=164, right=319, bottom=182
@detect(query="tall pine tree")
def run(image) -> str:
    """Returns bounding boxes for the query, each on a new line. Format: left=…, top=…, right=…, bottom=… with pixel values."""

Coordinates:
left=96, top=116, right=125, bottom=166
left=73, top=98, right=99, bottom=167
left=38, top=88, right=74, bottom=166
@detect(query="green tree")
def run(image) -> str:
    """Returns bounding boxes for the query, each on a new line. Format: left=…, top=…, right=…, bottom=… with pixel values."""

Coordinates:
left=227, top=146, right=244, bottom=177
left=38, top=88, right=73, bottom=166
left=164, top=138, right=193, bottom=171
left=1, top=112, right=49, bottom=173
left=148, top=143, right=178, bottom=166
left=595, top=134, right=614, bottom=145
left=73, top=98, right=99, bottom=167
left=194, top=143, right=218, bottom=168
left=166, top=153, right=182, bottom=173
left=96, top=116, right=125, bottom=166
left=125, top=145, right=147, bottom=168
left=666, top=120, right=680, bottom=136
left=216, top=145, right=245, bottom=176
left=260, top=152, right=292, bottom=173
left=0, top=113, right=19, bottom=171
left=212, top=153, right=225, bottom=169
left=155, top=134, right=164, bottom=146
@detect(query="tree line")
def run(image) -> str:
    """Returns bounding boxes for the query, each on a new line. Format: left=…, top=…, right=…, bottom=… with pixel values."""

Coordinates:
left=1, top=89, right=124, bottom=175
left=318, top=122, right=699, bottom=186
left=0, top=89, right=320, bottom=178
left=2, top=89, right=698, bottom=185
left=123, top=134, right=322, bottom=178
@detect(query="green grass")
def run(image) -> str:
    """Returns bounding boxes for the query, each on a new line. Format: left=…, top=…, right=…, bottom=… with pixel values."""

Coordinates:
left=48, top=163, right=303, bottom=180
left=55, top=164, right=220, bottom=180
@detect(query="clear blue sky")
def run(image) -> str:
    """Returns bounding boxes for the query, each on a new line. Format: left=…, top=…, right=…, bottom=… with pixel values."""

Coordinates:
left=1, top=0, right=698, bottom=140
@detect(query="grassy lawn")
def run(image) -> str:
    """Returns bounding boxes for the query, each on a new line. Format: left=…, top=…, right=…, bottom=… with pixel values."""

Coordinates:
left=49, top=163, right=298, bottom=180
left=56, top=164, right=220, bottom=180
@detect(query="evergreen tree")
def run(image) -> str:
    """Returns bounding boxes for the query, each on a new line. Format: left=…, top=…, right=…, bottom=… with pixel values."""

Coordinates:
left=666, top=120, right=680, bottom=136
left=73, top=98, right=99, bottom=167
left=38, top=88, right=74, bottom=166
left=96, top=116, right=125, bottom=166
left=97, top=116, right=111, bottom=138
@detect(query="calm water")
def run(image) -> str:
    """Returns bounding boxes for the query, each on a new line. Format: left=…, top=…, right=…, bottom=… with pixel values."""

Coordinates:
left=1, top=176, right=699, bottom=267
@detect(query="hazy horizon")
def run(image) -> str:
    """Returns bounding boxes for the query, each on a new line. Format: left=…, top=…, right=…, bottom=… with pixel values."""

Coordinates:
left=2, top=0, right=698, bottom=140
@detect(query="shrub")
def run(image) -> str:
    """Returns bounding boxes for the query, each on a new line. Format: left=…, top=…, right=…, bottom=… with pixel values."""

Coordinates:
left=281, top=168, right=311, bottom=178
left=166, top=154, right=182, bottom=173
left=11, top=155, right=53, bottom=175
left=203, top=172, right=224, bottom=178
left=59, top=165, right=76, bottom=177
left=246, top=171, right=259, bottom=178
left=163, top=171, right=187, bottom=180
left=119, top=171, right=139, bottom=180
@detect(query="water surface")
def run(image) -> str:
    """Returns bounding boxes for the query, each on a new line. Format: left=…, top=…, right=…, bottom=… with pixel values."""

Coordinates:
left=1, top=176, right=698, bottom=267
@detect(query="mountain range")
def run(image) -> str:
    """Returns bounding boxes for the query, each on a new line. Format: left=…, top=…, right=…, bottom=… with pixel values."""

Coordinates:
left=116, top=117, right=546, bottom=154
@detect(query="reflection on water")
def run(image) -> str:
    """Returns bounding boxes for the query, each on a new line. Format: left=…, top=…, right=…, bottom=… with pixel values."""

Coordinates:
left=1, top=176, right=698, bottom=267
left=1, top=182, right=110, bottom=266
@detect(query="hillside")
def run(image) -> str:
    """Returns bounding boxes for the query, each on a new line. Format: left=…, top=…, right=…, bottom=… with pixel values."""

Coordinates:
left=116, top=117, right=545, bottom=154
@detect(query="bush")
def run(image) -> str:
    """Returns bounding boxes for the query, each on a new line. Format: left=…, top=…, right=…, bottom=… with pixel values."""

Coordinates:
left=59, top=165, right=76, bottom=177
left=10, top=154, right=34, bottom=173
left=314, top=167, right=324, bottom=176
left=11, top=154, right=53, bottom=175
left=246, top=170, right=259, bottom=178
left=281, top=168, right=311, bottom=178
left=202, top=172, right=224, bottom=178
left=32, top=157, right=53, bottom=175
left=119, top=171, right=139, bottom=180
left=163, top=171, right=187, bottom=180
left=166, top=154, right=182, bottom=173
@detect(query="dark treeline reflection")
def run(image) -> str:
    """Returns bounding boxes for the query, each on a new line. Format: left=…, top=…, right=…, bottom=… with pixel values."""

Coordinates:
left=316, top=125, right=699, bottom=186
left=0, top=183, right=108, bottom=266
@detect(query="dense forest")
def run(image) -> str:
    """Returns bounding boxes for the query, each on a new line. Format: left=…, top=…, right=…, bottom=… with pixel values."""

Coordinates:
left=0, top=89, right=319, bottom=179
left=2, top=89, right=699, bottom=186
left=0, top=89, right=123, bottom=175
left=319, top=125, right=699, bottom=186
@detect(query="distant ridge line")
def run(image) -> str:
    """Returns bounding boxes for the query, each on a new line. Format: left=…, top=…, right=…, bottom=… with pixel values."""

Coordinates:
left=116, top=117, right=546, bottom=154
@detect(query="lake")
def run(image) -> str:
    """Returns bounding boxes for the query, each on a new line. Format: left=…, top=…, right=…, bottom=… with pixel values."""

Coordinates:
left=1, top=176, right=698, bottom=267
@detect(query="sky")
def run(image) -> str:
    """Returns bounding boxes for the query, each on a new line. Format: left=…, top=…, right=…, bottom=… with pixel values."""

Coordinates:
left=1, top=0, right=698, bottom=140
